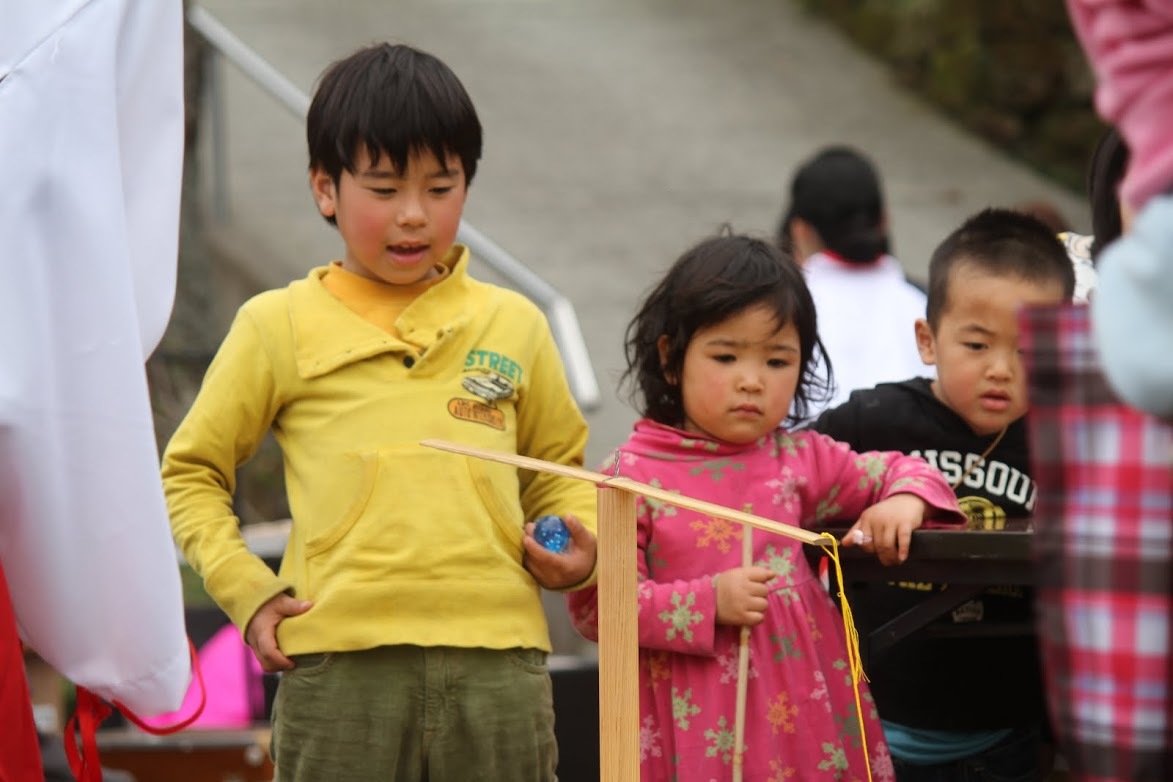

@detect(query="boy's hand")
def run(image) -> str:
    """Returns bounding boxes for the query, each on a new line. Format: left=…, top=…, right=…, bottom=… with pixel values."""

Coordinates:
left=841, top=493, right=929, bottom=566
left=522, top=515, right=597, bottom=590
left=244, top=593, right=313, bottom=672
left=715, top=566, right=775, bottom=627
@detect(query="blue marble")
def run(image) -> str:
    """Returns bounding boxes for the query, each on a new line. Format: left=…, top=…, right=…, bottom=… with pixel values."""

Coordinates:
left=534, top=515, right=570, bottom=554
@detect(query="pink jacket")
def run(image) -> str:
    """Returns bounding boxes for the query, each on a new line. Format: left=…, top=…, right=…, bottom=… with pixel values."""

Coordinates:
left=1067, top=0, right=1173, bottom=207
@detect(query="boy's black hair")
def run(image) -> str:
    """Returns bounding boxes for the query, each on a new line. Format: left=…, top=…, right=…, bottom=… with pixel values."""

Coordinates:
left=307, top=43, right=483, bottom=224
left=777, top=146, right=890, bottom=264
left=925, top=208, right=1076, bottom=329
left=623, top=232, right=833, bottom=429
left=1087, top=127, right=1129, bottom=260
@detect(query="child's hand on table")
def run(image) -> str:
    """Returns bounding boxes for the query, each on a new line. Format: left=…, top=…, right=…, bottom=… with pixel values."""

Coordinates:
left=840, top=493, right=929, bottom=566
left=523, top=515, right=596, bottom=589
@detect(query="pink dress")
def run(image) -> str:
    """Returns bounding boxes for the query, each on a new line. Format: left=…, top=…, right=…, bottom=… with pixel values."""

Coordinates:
left=568, top=421, right=963, bottom=781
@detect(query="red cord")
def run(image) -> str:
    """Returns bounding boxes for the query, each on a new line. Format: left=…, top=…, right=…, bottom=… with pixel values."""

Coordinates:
left=65, top=638, right=206, bottom=780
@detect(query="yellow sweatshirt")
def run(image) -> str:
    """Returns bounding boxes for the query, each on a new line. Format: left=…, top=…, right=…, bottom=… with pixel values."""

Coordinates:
left=163, top=247, right=596, bottom=654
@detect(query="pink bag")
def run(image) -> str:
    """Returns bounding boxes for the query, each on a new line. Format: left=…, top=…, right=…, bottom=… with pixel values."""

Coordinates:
left=143, top=625, right=263, bottom=729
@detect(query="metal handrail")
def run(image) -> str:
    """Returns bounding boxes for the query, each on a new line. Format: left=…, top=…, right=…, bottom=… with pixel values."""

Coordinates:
left=187, top=6, right=601, bottom=410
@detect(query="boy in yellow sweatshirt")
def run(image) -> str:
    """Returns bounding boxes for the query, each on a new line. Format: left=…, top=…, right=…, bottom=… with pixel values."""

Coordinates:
left=163, top=43, right=597, bottom=781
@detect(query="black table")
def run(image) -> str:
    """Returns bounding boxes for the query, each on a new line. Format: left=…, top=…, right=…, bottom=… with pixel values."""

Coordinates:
left=813, top=526, right=1034, bottom=664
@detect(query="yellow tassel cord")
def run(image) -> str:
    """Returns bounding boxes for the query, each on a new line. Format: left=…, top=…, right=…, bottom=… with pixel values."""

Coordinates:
left=819, top=532, right=873, bottom=782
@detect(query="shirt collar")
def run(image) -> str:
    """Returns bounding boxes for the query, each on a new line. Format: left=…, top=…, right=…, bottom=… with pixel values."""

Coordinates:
left=289, top=245, right=475, bottom=379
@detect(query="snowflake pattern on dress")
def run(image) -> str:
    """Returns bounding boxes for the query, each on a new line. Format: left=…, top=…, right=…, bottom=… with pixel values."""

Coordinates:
left=704, top=715, right=737, bottom=765
left=690, top=515, right=741, bottom=554
left=640, top=714, right=664, bottom=762
left=810, top=670, right=831, bottom=712
left=659, top=591, right=704, bottom=643
left=870, top=739, right=896, bottom=782
left=672, top=687, right=701, bottom=731
left=767, top=465, right=808, bottom=512
left=717, top=644, right=758, bottom=685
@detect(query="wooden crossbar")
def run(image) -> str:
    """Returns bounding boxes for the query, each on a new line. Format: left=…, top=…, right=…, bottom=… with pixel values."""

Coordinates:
left=420, top=439, right=829, bottom=547
left=421, top=438, right=833, bottom=781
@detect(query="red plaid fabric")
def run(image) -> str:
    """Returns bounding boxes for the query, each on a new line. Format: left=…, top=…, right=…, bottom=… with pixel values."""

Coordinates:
left=1021, top=303, right=1173, bottom=782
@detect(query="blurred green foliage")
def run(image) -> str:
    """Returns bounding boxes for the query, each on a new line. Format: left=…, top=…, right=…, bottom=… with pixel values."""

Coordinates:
left=798, top=0, right=1107, bottom=192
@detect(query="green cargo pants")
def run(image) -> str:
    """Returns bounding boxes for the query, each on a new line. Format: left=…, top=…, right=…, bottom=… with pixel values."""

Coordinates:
left=270, top=644, right=558, bottom=781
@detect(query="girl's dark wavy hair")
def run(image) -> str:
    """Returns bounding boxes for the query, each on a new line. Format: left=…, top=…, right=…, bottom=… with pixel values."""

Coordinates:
left=622, top=232, right=833, bottom=429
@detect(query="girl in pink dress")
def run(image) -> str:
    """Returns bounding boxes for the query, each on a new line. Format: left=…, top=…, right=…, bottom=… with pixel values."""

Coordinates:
left=568, top=233, right=963, bottom=781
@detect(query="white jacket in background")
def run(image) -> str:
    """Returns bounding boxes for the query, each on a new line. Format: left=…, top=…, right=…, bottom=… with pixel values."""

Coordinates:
left=803, top=251, right=930, bottom=419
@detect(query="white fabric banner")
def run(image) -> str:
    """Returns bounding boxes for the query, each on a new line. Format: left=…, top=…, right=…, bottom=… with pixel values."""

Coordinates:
left=0, top=0, right=190, bottom=715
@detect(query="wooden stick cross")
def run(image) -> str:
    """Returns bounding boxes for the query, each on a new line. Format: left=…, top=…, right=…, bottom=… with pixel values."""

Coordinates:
left=421, top=439, right=831, bottom=781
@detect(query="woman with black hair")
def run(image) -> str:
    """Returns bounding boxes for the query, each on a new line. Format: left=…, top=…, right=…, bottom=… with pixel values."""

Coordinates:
left=778, top=146, right=929, bottom=418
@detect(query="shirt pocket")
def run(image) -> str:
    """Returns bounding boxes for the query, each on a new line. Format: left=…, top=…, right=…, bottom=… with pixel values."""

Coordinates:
left=302, top=444, right=526, bottom=592
left=302, top=451, right=379, bottom=559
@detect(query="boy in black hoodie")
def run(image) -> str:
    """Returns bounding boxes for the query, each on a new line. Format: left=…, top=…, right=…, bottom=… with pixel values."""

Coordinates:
left=809, top=208, right=1074, bottom=782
